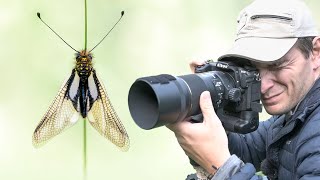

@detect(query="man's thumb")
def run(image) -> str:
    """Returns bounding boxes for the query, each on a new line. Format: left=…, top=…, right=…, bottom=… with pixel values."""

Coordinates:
left=200, top=91, right=215, bottom=120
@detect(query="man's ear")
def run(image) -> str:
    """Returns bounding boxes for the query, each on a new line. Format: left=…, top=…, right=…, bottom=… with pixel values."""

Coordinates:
left=312, top=36, right=320, bottom=70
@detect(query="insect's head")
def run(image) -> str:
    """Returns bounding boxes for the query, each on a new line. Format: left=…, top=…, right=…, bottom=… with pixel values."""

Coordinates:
left=76, top=50, right=93, bottom=63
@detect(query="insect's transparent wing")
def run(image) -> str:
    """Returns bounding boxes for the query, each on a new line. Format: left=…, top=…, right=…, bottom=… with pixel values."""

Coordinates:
left=87, top=70, right=130, bottom=151
left=32, top=72, right=79, bottom=148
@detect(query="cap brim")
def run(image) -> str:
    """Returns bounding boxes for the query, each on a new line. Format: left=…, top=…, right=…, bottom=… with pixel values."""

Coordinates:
left=218, top=37, right=298, bottom=63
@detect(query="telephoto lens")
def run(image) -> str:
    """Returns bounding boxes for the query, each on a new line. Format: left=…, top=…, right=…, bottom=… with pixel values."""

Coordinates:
left=128, top=61, right=262, bottom=133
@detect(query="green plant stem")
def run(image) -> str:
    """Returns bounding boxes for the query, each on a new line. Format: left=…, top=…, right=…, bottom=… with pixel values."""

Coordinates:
left=83, top=1, right=88, bottom=179
left=84, top=0, right=88, bottom=50
left=83, top=119, right=87, bottom=180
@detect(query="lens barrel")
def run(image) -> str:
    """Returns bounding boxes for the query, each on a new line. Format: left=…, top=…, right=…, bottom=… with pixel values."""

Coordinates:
left=128, top=71, right=235, bottom=130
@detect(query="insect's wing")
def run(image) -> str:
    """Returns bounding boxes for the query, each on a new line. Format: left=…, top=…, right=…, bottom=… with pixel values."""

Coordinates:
left=32, top=71, right=80, bottom=148
left=87, top=70, right=130, bottom=151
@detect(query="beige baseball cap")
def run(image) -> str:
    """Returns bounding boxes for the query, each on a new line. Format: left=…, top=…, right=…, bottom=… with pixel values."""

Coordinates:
left=218, top=0, right=319, bottom=63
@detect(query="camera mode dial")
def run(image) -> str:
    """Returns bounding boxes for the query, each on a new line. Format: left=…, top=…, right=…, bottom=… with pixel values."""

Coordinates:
left=228, top=88, right=241, bottom=102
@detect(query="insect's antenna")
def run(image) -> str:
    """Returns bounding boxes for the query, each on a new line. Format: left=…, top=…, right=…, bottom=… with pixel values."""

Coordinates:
left=89, top=11, right=125, bottom=52
left=37, top=12, right=79, bottom=53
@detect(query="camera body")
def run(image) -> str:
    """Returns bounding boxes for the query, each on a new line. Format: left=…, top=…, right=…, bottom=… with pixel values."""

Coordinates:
left=128, top=60, right=262, bottom=134
left=194, top=60, right=262, bottom=133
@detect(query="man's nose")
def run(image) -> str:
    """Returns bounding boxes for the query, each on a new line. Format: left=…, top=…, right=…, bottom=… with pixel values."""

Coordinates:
left=260, top=69, right=274, bottom=94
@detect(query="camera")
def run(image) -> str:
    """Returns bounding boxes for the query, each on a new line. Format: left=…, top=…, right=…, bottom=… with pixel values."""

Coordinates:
left=128, top=60, right=262, bottom=134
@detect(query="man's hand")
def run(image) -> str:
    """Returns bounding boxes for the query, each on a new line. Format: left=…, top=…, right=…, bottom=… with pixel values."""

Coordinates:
left=189, top=60, right=205, bottom=73
left=167, top=91, right=231, bottom=174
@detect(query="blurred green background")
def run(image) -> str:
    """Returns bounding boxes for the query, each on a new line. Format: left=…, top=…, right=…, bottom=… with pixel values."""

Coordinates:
left=1, top=0, right=319, bottom=179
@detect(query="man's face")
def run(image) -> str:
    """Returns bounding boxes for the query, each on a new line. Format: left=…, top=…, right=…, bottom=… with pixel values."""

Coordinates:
left=253, top=44, right=317, bottom=115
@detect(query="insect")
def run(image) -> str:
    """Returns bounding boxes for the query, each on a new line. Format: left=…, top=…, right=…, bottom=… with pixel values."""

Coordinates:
left=32, top=10, right=129, bottom=151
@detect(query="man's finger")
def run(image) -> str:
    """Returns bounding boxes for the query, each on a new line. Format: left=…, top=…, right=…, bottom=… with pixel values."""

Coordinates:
left=189, top=60, right=206, bottom=72
left=199, top=91, right=217, bottom=123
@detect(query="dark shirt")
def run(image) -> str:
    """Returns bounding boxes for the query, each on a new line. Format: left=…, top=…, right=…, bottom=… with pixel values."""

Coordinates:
left=213, top=78, right=320, bottom=179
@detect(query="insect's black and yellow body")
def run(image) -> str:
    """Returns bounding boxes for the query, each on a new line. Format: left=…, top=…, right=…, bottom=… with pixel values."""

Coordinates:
left=32, top=50, right=129, bottom=151
left=74, top=50, right=94, bottom=118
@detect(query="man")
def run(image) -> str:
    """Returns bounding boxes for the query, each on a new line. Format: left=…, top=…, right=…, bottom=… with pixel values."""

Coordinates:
left=168, top=0, right=320, bottom=179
